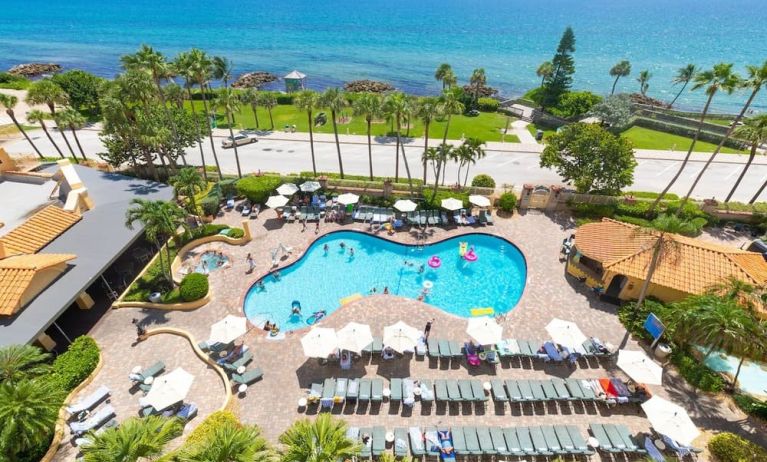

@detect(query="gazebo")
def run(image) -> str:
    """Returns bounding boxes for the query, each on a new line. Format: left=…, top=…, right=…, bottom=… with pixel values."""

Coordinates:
left=284, top=70, right=306, bottom=93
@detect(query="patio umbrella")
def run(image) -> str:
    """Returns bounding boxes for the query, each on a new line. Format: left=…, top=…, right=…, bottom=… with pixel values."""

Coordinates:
left=265, top=195, right=289, bottom=208
left=617, top=349, right=663, bottom=385
left=336, top=322, right=373, bottom=354
left=383, top=321, right=421, bottom=353
left=337, top=193, right=359, bottom=205
left=276, top=183, right=299, bottom=196
left=393, top=199, right=418, bottom=212
left=143, top=368, right=194, bottom=411
left=469, top=195, right=491, bottom=207
left=300, top=181, right=321, bottom=192
left=545, top=318, right=587, bottom=347
left=301, top=327, right=338, bottom=358
left=441, top=197, right=463, bottom=211
left=208, top=315, right=248, bottom=345
left=641, top=396, right=700, bottom=446
left=466, top=316, right=503, bottom=345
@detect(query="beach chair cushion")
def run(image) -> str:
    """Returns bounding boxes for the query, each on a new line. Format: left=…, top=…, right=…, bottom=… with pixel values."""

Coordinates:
left=503, top=428, right=525, bottom=456
left=428, top=337, right=440, bottom=358
left=322, top=378, right=336, bottom=399
left=358, top=379, right=371, bottom=401
left=554, top=425, right=575, bottom=453
left=390, top=378, right=403, bottom=401
left=451, top=427, right=467, bottom=455
left=448, top=341, right=463, bottom=358
left=419, top=379, right=434, bottom=401
left=505, top=379, right=523, bottom=402
left=435, top=379, right=449, bottom=401
left=138, top=361, right=165, bottom=381
left=232, top=367, right=263, bottom=385
left=66, top=385, right=110, bottom=415
left=476, top=426, right=496, bottom=455
left=490, top=426, right=509, bottom=455
left=372, top=426, right=386, bottom=455
left=424, top=428, right=441, bottom=456
left=567, top=425, right=592, bottom=454
left=69, top=404, right=116, bottom=434
left=447, top=380, right=461, bottom=401
left=470, top=380, right=487, bottom=402
left=409, top=427, right=426, bottom=456
left=529, top=426, right=553, bottom=455
left=371, top=378, right=383, bottom=402
left=458, top=380, right=473, bottom=401
left=491, top=379, right=507, bottom=401
left=394, top=428, right=409, bottom=457
left=516, top=427, right=535, bottom=455
left=589, top=423, right=615, bottom=452
left=347, top=379, right=359, bottom=400
left=541, top=425, right=564, bottom=454
left=463, top=426, right=481, bottom=455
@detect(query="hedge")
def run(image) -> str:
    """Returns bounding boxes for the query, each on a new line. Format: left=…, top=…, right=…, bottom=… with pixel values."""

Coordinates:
left=708, top=432, right=767, bottom=462
left=477, top=97, right=499, bottom=112
left=633, top=117, right=743, bottom=150
left=734, top=393, right=767, bottom=420
left=51, top=336, right=100, bottom=391
left=670, top=349, right=725, bottom=392
left=498, top=192, right=517, bottom=212
left=228, top=228, right=245, bottom=239
left=236, top=175, right=283, bottom=204
left=276, top=94, right=294, bottom=105
left=179, top=273, right=209, bottom=302
left=471, top=174, right=496, bottom=188
left=423, top=190, right=469, bottom=209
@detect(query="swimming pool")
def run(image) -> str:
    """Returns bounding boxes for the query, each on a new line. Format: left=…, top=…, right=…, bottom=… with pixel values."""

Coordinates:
left=243, top=231, right=527, bottom=331
left=700, top=348, right=767, bottom=398
left=196, top=251, right=229, bottom=274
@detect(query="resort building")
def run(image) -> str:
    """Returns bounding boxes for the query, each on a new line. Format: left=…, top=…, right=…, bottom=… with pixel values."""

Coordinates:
left=567, top=218, right=767, bottom=306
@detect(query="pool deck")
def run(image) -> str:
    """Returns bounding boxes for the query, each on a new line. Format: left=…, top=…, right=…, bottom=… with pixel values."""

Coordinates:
left=53, top=208, right=767, bottom=461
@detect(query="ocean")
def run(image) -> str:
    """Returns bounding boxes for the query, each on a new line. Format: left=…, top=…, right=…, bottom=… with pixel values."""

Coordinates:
left=1, top=0, right=765, bottom=113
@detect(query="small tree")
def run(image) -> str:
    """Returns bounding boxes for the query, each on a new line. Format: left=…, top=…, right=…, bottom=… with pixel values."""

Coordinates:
left=536, top=61, right=554, bottom=87
left=539, top=123, right=636, bottom=194
left=609, top=60, right=631, bottom=95
left=81, top=416, right=183, bottom=462
left=279, top=414, right=360, bottom=462
left=0, top=93, right=44, bottom=159
left=637, top=70, right=652, bottom=96
left=541, top=26, right=576, bottom=107
left=125, top=199, right=188, bottom=284
left=588, top=94, right=632, bottom=131
left=170, top=167, right=206, bottom=214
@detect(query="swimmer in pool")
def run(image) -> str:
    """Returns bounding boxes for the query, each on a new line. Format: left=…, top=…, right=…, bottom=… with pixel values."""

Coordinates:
left=383, top=286, right=389, bottom=294
left=323, top=244, right=329, bottom=253
left=340, top=242, right=346, bottom=249
left=273, top=271, right=281, bottom=280
left=349, top=248, right=354, bottom=256
left=418, top=264, right=425, bottom=273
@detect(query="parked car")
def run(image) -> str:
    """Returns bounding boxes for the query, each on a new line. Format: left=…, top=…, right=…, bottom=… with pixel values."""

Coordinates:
left=222, top=132, right=257, bottom=148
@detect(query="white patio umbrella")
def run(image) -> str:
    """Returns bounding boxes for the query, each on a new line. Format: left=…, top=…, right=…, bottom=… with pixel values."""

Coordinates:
left=469, top=195, right=491, bottom=207
left=142, top=367, right=194, bottom=411
left=336, top=322, right=374, bottom=354
left=276, top=183, right=299, bottom=196
left=301, top=327, right=338, bottom=358
left=300, top=181, right=322, bottom=192
left=208, top=315, right=248, bottom=345
left=337, top=193, right=359, bottom=205
left=466, top=316, right=503, bottom=345
left=641, top=396, right=700, bottom=446
left=545, top=318, right=587, bottom=347
left=617, top=349, right=663, bottom=385
left=383, top=321, right=421, bottom=353
left=441, top=197, right=463, bottom=211
left=265, top=195, right=289, bottom=208
left=393, top=199, right=418, bottom=212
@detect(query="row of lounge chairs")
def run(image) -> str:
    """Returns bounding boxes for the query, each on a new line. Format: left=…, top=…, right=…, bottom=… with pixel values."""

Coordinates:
left=589, top=423, right=646, bottom=455
left=496, top=337, right=613, bottom=364
left=354, top=206, right=395, bottom=223
left=490, top=377, right=649, bottom=406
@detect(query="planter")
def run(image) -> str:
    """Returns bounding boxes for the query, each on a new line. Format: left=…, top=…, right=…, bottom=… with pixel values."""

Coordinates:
left=655, top=343, right=672, bottom=360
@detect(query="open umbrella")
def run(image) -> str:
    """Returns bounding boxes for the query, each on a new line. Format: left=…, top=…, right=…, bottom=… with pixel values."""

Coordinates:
left=545, top=318, right=587, bottom=347
left=641, top=396, right=700, bottom=446
left=337, top=193, right=359, bottom=205
left=383, top=321, right=421, bottom=353
left=209, top=315, right=248, bottom=345
left=466, top=317, right=503, bottom=345
left=336, top=322, right=373, bottom=354
left=301, top=327, right=338, bottom=358
left=617, top=349, right=663, bottom=385
left=469, top=195, right=491, bottom=207
left=441, top=197, right=463, bottom=211
left=142, top=368, right=194, bottom=411
left=277, top=183, right=299, bottom=196
left=300, top=181, right=321, bottom=192
left=265, top=195, right=289, bottom=208
left=393, top=199, right=418, bottom=212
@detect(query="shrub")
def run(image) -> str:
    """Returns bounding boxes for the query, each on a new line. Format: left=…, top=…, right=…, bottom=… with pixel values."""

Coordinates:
left=614, top=215, right=653, bottom=228
left=625, top=191, right=680, bottom=200
left=199, top=195, right=220, bottom=216
left=0, top=72, right=31, bottom=90
left=498, top=192, right=517, bottom=212
left=618, top=300, right=668, bottom=342
left=185, top=410, right=240, bottom=447
left=236, top=175, right=282, bottom=204
left=471, top=174, right=496, bottom=188
left=615, top=200, right=654, bottom=218
left=51, top=70, right=103, bottom=112
left=549, top=91, right=603, bottom=119
left=670, top=349, right=725, bottom=392
left=51, top=336, right=100, bottom=390
left=423, top=190, right=469, bottom=209
left=477, top=97, right=499, bottom=112
left=708, top=432, right=767, bottom=462
left=218, top=178, right=238, bottom=198
left=568, top=202, right=617, bottom=219
left=276, top=94, right=294, bottom=105
left=179, top=273, right=209, bottom=302
left=228, top=227, right=245, bottom=239
left=734, top=394, right=767, bottom=420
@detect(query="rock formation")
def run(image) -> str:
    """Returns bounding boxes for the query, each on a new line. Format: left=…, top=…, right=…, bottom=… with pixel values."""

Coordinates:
left=8, top=63, right=62, bottom=77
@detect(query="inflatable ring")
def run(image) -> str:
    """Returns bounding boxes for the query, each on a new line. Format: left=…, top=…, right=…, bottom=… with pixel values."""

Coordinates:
left=428, top=256, right=442, bottom=268
left=464, top=250, right=478, bottom=262
left=423, top=280, right=434, bottom=289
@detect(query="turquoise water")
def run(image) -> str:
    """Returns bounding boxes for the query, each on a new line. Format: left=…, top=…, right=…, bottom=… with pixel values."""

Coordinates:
left=702, top=349, right=767, bottom=398
left=243, top=231, right=526, bottom=331
left=195, top=251, right=229, bottom=273
left=1, top=0, right=765, bottom=113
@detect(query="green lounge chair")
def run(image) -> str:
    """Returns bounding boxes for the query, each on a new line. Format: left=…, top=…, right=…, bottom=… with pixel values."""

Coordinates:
left=448, top=340, right=463, bottom=359
left=476, top=426, right=496, bottom=455
left=551, top=378, right=572, bottom=400
left=371, top=337, right=383, bottom=354
left=309, top=382, right=323, bottom=400
left=491, top=379, right=507, bottom=402
left=603, top=424, right=627, bottom=451
left=515, top=340, right=534, bottom=356
left=359, top=427, right=372, bottom=458
left=371, top=378, right=383, bottom=402
left=372, top=426, right=386, bottom=456
left=424, top=428, right=441, bottom=457
left=463, top=426, right=481, bottom=455
left=529, top=380, right=547, bottom=401
left=470, top=380, right=487, bottom=402
left=458, top=380, right=473, bottom=401
left=529, top=426, right=553, bottom=456
left=419, top=379, right=434, bottom=402
left=540, top=380, right=558, bottom=401
left=408, top=427, right=425, bottom=457
left=503, top=428, right=525, bottom=456
left=394, top=428, right=409, bottom=457
left=579, top=379, right=597, bottom=400
left=516, top=427, right=536, bottom=455
left=505, top=379, right=523, bottom=402
left=438, top=339, right=451, bottom=358
left=489, top=427, right=509, bottom=455
left=451, top=427, right=467, bottom=455
left=334, top=378, right=348, bottom=401
left=589, top=423, right=616, bottom=452
left=554, top=425, right=575, bottom=453
left=231, top=367, right=263, bottom=385
left=136, top=361, right=165, bottom=382
left=390, top=378, right=403, bottom=401
left=447, top=380, right=461, bottom=401
left=223, top=351, right=253, bottom=373
left=564, top=378, right=586, bottom=400
left=321, top=378, right=336, bottom=400
left=541, top=425, right=565, bottom=454
left=566, top=425, right=593, bottom=455
left=347, top=378, right=359, bottom=401
left=616, top=425, right=645, bottom=453
left=358, top=378, right=371, bottom=402
left=428, top=337, right=440, bottom=358
left=517, top=379, right=535, bottom=401
left=435, top=379, right=449, bottom=401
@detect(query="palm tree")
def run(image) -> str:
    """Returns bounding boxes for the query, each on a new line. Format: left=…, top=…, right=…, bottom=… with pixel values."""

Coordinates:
left=241, top=88, right=260, bottom=128
left=439, top=88, right=465, bottom=147
left=461, top=137, right=486, bottom=186
left=669, top=64, right=697, bottom=108
left=536, top=61, right=554, bottom=87
left=384, top=92, right=414, bottom=191
left=212, top=56, right=234, bottom=87
left=125, top=199, right=188, bottom=284
left=25, top=78, right=68, bottom=116
left=637, top=70, right=652, bottom=96
left=469, top=68, right=487, bottom=107
left=164, top=83, right=185, bottom=109
left=26, top=109, right=65, bottom=158
left=179, top=419, right=273, bottom=462
left=0, top=379, right=66, bottom=460
left=174, top=51, right=208, bottom=181
left=56, top=109, right=88, bottom=161
left=727, top=115, right=767, bottom=202
left=730, top=319, right=767, bottom=388
left=81, top=416, right=183, bottom=462
left=215, top=88, right=243, bottom=178
left=170, top=167, right=206, bottom=214
left=259, top=92, right=277, bottom=131
left=189, top=49, right=223, bottom=179
left=0, top=345, right=50, bottom=383
left=352, top=92, right=383, bottom=180
left=609, top=60, right=631, bottom=95
left=279, top=414, right=360, bottom=462
left=321, top=88, right=347, bottom=178
left=648, top=63, right=739, bottom=214
left=423, top=144, right=451, bottom=200
left=681, top=61, right=766, bottom=208
left=416, top=96, right=440, bottom=183
left=293, top=90, right=321, bottom=175
left=0, top=93, right=44, bottom=159
left=434, top=63, right=454, bottom=91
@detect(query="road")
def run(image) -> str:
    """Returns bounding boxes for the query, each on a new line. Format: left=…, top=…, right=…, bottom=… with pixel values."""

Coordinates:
left=3, top=128, right=767, bottom=202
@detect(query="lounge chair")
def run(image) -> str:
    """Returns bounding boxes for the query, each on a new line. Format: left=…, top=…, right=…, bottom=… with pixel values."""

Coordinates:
left=346, top=426, right=360, bottom=443
left=515, top=339, right=534, bottom=357
left=131, top=361, right=165, bottom=383
left=540, top=379, right=559, bottom=401
left=490, top=426, right=509, bottom=456
left=616, top=425, right=646, bottom=454
left=73, top=419, right=117, bottom=446
left=448, top=341, right=463, bottom=359
left=359, top=427, right=372, bottom=458
left=231, top=367, right=263, bottom=386
left=415, top=337, right=427, bottom=357
left=363, top=337, right=384, bottom=355
left=567, top=425, right=593, bottom=455
left=470, top=380, right=487, bottom=402
left=435, top=379, right=449, bottom=401
left=371, top=378, right=383, bottom=402
left=409, top=427, right=426, bottom=457
left=476, top=426, right=496, bottom=455
left=372, top=426, right=386, bottom=456
left=66, top=385, right=110, bottom=416
left=390, top=378, right=403, bottom=401
left=516, top=427, right=536, bottom=455
left=464, top=342, right=481, bottom=367
left=334, top=378, right=348, bottom=402
left=552, top=378, right=572, bottom=401
left=660, top=433, right=702, bottom=458
left=463, top=426, right=482, bottom=455
left=564, top=378, right=586, bottom=401
left=458, top=380, right=473, bottom=401
left=419, top=379, right=434, bottom=402
left=347, top=378, right=359, bottom=401
left=529, top=426, right=553, bottom=456
left=516, top=379, right=535, bottom=401
left=437, top=428, right=456, bottom=462
left=503, top=428, right=525, bottom=457
left=505, top=380, right=524, bottom=402
left=427, top=337, right=440, bottom=359
left=394, top=428, right=409, bottom=457
left=529, top=380, right=547, bottom=401
left=438, top=339, right=450, bottom=359
left=604, top=424, right=629, bottom=451
left=424, top=427, right=441, bottom=457
left=358, top=378, right=371, bottom=402
left=446, top=379, right=461, bottom=401
left=589, top=423, right=617, bottom=453
left=554, top=425, right=575, bottom=453
left=543, top=341, right=564, bottom=362
left=70, top=404, right=116, bottom=436
left=541, top=425, right=565, bottom=454
left=491, top=379, right=507, bottom=402
left=223, top=351, right=253, bottom=373
left=321, top=378, right=336, bottom=406
left=403, top=379, right=416, bottom=406
left=451, top=427, right=467, bottom=456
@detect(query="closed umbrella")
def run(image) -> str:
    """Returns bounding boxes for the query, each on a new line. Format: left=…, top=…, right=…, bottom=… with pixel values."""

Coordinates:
left=301, top=327, right=338, bottom=358
left=545, top=318, right=587, bottom=347
left=277, top=183, right=299, bottom=196
left=209, top=315, right=248, bottom=345
left=337, top=193, right=359, bottom=205
left=265, top=195, right=289, bottom=208
left=469, top=195, right=491, bottom=207
left=441, top=198, right=463, bottom=211
left=383, top=321, right=421, bottom=353
left=300, top=181, right=321, bottom=192
left=142, top=368, right=194, bottom=411
left=641, top=396, right=700, bottom=446
left=617, top=349, right=663, bottom=385
left=466, top=317, right=503, bottom=345
left=337, top=322, right=373, bottom=354
left=393, top=199, right=418, bottom=212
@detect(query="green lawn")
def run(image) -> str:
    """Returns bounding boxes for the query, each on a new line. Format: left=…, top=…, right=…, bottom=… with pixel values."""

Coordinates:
left=526, top=123, right=557, bottom=141
left=191, top=102, right=518, bottom=143
left=620, top=126, right=746, bottom=154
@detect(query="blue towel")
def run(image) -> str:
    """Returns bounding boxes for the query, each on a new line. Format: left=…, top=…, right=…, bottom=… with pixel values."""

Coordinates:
left=543, top=342, right=563, bottom=361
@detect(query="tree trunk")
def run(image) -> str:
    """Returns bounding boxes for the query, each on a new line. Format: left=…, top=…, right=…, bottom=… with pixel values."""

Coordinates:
left=227, top=110, right=243, bottom=178
left=307, top=110, right=317, bottom=176
left=186, top=89, right=208, bottom=181
left=750, top=174, right=767, bottom=204
left=669, top=81, right=690, bottom=108
left=70, top=126, right=87, bottom=160
left=367, top=118, right=373, bottom=180
left=331, top=109, right=344, bottom=179
left=726, top=142, right=757, bottom=202
left=423, top=121, right=430, bottom=183
left=394, top=116, right=400, bottom=182
left=154, top=78, right=186, bottom=166
left=251, top=102, right=259, bottom=128
left=39, top=121, right=65, bottom=158
left=143, top=149, right=160, bottom=182
left=268, top=107, right=274, bottom=130
left=732, top=357, right=745, bottom=388
left=442, top=114, right=452, bottom=146
left=610, top=76, right=620, bottom=95
left=8, top=111, right=43, bottom=159
left=58, top=125, right=77, bottom=159
left=164, top=241, right=174, bottom=284
left=432, top=158, right=442, bottom=200
left=464, top=162, right=472, bottom=187
left=635, top=237, right=663, bottom=310
left=199, top=84, right=223, bottom=179
left=397, top=118, right=414, bottom=195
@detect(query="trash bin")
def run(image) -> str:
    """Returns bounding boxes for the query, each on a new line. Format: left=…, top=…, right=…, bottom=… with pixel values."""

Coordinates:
left=655, top=343, right=672, bottom=360
left=535, top=129, right=544, bottom=141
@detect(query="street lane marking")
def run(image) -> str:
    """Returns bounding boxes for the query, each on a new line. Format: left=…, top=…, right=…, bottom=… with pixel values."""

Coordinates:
left=724, top=166, right=742, bottom=181
left=655, top=163, right=678, bottom=176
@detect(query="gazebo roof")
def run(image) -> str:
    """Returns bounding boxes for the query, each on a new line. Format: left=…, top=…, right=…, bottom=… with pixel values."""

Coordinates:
left=284, top=70, right=306, bottom=79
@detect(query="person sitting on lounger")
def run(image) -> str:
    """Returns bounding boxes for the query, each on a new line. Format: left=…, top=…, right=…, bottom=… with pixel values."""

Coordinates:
left=441, top=446, right=455, bottom=455
left=382, top=346, right=395, bottom=360
left=362, top=433, right=371, bottom=445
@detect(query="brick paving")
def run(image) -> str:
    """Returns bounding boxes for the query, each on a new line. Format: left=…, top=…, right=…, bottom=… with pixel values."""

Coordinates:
left=54, top=206, right=767, bottom=461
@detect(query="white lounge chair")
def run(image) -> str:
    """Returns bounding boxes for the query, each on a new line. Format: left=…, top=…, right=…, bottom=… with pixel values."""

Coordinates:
left=66, top=385, right=110, bottom=416
left=70, top=404, right=116, bottom=435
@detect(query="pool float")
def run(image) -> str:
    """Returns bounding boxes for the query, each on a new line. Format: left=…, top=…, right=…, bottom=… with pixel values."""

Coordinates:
left=428, top=256, right=442, bottom=268
left=306, top=310, right=327, bottom=325
left=458, top=242, right=468, bottom=256
left=463, top=247, right=478, bottom=262
left=471, top=307, right=494, bottom=316
left=423, top=280, right=434, bottom=289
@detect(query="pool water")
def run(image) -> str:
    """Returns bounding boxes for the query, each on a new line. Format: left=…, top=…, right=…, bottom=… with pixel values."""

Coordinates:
left=243, top=231, right=526, bottom=331
left=700, top=348, right=767, bottom=398
left=196, top=251, right=229, bottom=273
